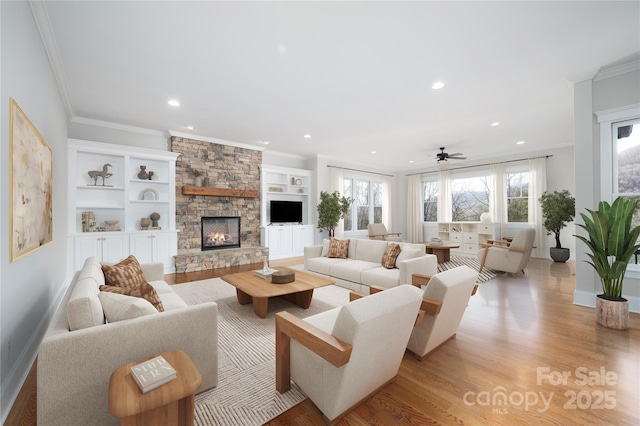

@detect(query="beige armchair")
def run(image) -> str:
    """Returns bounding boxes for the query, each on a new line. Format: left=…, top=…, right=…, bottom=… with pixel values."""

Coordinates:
left=275, top=285, right=423, bottom=424
left=478, top=228, right=535, bottom=277
left=407, top=266, right=478, bottom=360
left=367, top=223, right=402, bottom=241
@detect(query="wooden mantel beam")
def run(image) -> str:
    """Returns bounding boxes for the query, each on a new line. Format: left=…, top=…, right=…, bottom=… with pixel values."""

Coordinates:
left=181, top=186, right=260, bottom=198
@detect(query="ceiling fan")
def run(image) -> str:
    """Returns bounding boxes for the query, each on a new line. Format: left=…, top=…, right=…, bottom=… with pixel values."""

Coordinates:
left=436, top=147, right=467, bottom=163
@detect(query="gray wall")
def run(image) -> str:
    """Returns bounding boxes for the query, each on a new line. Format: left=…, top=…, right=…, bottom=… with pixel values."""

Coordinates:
left=1, top=1, right=69, bottom=419
left=574, top=68, right=640, bottom=312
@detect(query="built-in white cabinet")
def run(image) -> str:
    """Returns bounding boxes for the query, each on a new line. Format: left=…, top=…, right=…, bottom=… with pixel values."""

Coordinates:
left=261, top=224, right=315, bottom=259
left=260, top=165, right=315, bottom=258
left=74, top=233, right=128, bottom=269
left=130, top=231, right=176, bottom=267
left=68, top=139, right=179, bottom=272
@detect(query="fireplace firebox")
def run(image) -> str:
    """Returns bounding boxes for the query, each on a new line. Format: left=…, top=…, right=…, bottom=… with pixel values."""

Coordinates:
left=201, top=216, right=241, bottom=251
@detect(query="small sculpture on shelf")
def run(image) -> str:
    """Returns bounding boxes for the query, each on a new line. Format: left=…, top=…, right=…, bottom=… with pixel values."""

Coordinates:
left=148, top=171, right=154, bottom=180
left=82, top=211, right=96, bottom=232
left=137, top=165, right=149, bottom=180
left=149, top=212, right=161, bottom=229
left=88, top=164, right=113, bottom=186
left=140, top=217, right=150, bottom=230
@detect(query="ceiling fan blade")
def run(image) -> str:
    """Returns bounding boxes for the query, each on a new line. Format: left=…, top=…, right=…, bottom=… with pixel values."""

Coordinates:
left=448, top=153, right=464, bottom=157
left=449, top=156, right=467, bottom=160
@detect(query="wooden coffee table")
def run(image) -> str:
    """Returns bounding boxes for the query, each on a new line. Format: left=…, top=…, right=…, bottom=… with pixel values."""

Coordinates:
left=221, top=267, right=335, bottom=318
left=421, top=242, right=461, bottom=264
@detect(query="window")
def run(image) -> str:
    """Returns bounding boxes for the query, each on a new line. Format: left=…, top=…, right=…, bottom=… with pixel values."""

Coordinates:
left=423, top=179, right=438, bottom=222
left=506, top=168, right=529, bottom=222
left=450, top=174, right=489, bottom=221
left=613, top=119, right=640, bottom=254
left=343, top=176, right=383, bottom=232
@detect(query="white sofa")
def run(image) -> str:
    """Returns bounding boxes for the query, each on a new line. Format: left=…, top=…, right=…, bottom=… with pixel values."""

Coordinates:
left=304, top=238, right=438, bottom=293
left=37, top=257, right=218, bottom=426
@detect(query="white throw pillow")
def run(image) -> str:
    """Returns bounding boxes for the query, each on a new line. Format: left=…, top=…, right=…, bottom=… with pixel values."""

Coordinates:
left=98, top=291, right=158, bottom=323
left=320, top=239, right=331, bottom=257
left=396, top=248, right=421, bottom=264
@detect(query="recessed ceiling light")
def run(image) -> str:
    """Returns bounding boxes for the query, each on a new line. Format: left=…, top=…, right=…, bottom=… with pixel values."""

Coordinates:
left=263, top=141, right=270, bottom=145
left=304, top=134, right=311, bottom=139
left=186, top=125, right=194, bottom=130
left=371, top=151, right=377, bottom=154
left=168, top=99, right=180, bottom=107
left=432, top=81, right=445, bottom=90
left=409, top=160, right=415, bottom=163
left=491, top=122, right=500, bottom=127
left=516, top=140, right=525, bottom=145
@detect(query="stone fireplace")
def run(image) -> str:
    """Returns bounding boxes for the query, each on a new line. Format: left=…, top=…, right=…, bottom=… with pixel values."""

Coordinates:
left=201, top=216, right=240, bottom=250
left=171, top=135, right=267, bottom=272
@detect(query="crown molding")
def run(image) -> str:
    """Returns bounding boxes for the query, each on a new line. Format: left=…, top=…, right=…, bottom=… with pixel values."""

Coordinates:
left=566, top=68, right=599, bottom=84
left=29, top=1, right=74, bottom=120
left=168, top=131, right=266, bottom=152
left=72, top=116, right=168, bottom=137
left=594, top=60, right=640, bottom=81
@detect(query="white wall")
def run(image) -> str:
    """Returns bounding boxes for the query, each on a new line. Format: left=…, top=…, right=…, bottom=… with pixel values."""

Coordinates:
left=0, top=1, right=69, bottom=420
left=68, top=120, right=169, bottom=151
left=574, top=68, right=640, bottom=312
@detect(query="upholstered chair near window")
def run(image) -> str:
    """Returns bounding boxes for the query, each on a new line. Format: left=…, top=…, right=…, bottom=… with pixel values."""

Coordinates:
left=478, top=228, right=536, bottom=277
left=275, top=284, right=423, bottom=424
left=406, top=265, right=478, bottom=360
left=367, top=223, right=402, bottom=241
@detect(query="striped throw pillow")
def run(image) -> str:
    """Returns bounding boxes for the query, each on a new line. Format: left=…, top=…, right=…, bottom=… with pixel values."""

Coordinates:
left=381, top=243, right=401, bottom=269
left=328, top=238, right=350, bottom=259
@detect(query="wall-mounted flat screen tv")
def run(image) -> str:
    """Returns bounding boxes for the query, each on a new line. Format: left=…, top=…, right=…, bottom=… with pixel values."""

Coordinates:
left=270, top=200, right=303, bottom=224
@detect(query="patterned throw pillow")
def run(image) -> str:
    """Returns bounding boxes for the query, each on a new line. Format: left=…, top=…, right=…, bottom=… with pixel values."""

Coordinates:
left=101, top=255, right=146, bottom=289
left=100, top=283, right=165, bottom=312
left=381, top=243, right=401, bottom=269
left=328, top=238, right=350, bottom=259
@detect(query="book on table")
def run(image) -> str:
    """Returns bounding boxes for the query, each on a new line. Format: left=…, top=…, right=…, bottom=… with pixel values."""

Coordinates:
left=130, top=355, right=177, bottom=393
left=255, top=268, right=277, bottom=279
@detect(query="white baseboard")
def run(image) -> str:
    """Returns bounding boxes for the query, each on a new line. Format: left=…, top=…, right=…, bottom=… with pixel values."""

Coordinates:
left=574, top=290, right=640, bottom=313
left=0, top=282, right=68, bottom=424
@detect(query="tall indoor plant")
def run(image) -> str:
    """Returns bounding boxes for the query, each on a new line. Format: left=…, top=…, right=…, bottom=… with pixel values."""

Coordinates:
left=575, top=197, right=640, bottom=330
left=317, top=191, right=352, bottom=237
left=539, top=190, right=575, bottom=262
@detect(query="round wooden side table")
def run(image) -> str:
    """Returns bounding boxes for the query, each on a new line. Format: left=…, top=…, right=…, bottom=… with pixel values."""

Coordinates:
left=109, top=349, right=202, bottom=426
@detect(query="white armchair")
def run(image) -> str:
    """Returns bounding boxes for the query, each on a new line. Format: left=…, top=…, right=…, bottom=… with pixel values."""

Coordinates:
left=275, top=285, right=423, bottom=424
left=407, top=266, right=478, bottom=360
left=478, top=228, right=536, bottom=277
left=367, top=223, right=402, bottom=241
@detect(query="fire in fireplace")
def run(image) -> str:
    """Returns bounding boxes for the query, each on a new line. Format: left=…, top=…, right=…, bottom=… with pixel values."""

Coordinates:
left=201, top=216, right=241, bottom=251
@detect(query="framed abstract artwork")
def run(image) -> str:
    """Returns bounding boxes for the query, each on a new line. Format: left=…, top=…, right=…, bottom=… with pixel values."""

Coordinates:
left=9, top=98, right=53, bottom=262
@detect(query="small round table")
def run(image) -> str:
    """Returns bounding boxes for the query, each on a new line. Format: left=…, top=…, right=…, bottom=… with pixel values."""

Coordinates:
left=421, top=241, right=461, bottom=264
left=109, top=349, right=202, bottom=426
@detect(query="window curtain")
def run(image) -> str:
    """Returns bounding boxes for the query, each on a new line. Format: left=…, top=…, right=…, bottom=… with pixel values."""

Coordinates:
left=407, top=174, right=423, bottom=243
left=330, top=167, right=345, bottom=237
left=438, top=170, right=452, bottom=222
left=382, top=175, right=392, bottom=231
left=490, top=163, right=505, bottom=226
left=528, top=158, right=547, bottom=258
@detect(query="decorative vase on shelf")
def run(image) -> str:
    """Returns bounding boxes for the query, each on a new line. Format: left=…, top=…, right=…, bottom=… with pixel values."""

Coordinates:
left=150, top=212, right=160, bottom=228
left=195, top=176, right=203, bottom=187
left=137, top=165, right=149, bottom=180
left=140, top=217, right=150, bottom=230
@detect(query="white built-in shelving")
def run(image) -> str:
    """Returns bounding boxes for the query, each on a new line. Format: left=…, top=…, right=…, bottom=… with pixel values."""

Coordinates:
left=67, top=139, right=179, bottom=272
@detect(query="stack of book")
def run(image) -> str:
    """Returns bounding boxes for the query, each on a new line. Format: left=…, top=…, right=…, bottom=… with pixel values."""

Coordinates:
left=130, top=355, right=177, bottom=393
left=255, top=268, right=277, bottom=279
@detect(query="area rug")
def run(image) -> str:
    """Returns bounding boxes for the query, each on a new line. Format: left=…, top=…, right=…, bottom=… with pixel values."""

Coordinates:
left=437, top=256, right=503, bottom=283
left=172, top=278, right=351, bottom=426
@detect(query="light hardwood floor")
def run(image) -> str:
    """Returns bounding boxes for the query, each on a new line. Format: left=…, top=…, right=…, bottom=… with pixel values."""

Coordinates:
left=7, top=258, right=640, bottom=425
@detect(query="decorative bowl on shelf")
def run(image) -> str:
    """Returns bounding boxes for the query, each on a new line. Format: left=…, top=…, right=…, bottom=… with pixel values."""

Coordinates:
left=105, top=220, right=119, bottom=226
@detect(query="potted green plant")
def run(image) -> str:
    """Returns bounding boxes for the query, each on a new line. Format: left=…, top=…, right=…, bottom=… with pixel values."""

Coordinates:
left=316, top=191, right=352, bottom=237
left=539, top=190, right=575, bottom=262
left=575, top=197, right=640, bottom=330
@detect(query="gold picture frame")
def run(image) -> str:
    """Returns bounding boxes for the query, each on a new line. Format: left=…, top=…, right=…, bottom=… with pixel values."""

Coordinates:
left=9, top=98, right=53, bottom=262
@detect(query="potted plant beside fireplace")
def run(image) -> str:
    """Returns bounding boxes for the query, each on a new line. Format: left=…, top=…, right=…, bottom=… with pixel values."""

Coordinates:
left=539, top=190, right=575, bottom=262
left=575, top=197, right=640, bottom=330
